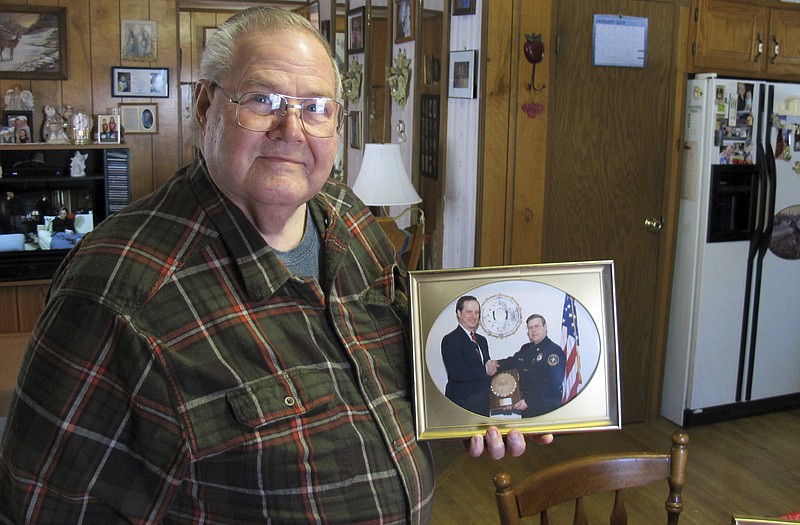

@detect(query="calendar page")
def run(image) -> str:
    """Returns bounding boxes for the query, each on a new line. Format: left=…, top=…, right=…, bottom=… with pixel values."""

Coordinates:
left=592, top=15, right=648, bottom=68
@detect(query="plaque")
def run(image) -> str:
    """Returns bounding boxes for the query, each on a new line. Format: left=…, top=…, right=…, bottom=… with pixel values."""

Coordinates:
left=489, top=369, right=522, bottom=413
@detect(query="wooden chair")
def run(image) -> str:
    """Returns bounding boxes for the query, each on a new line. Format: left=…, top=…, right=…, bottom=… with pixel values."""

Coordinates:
left=376, top=216, right=424, bottom=270
left=494, top=430, right=689, bottom=525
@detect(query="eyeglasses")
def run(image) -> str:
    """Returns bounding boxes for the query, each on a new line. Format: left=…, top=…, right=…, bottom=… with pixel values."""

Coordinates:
left=215, top=85, right=346, bottom=138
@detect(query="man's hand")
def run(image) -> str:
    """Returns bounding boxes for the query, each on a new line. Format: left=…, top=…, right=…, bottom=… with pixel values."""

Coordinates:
left=485, top=359, right=498, bottom=376
left=467, top=426, right=554, bottom=459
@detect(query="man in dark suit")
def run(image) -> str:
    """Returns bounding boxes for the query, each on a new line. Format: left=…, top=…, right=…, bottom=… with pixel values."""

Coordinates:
left=441, top=295, right=495, bottom=416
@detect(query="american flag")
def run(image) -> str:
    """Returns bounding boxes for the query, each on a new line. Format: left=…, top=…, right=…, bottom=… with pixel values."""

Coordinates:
left=561, top=293, right=582, bottom=403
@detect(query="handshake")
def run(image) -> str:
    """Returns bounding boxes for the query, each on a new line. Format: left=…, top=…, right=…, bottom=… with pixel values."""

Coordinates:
left=485, top=359, right=499, bottom=376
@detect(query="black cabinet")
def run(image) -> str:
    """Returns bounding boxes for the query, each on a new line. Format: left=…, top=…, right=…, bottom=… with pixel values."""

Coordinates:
left=0, top=144, right=131, bottom=281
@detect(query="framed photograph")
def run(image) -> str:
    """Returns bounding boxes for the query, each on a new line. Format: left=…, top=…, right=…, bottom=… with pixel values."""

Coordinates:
left=121, top=19, right=157, bottom=62
left=393, top=0, right=415, bottom=44
left=732, top=518, right=800, bottom=525
left=203, top=27, right=218, bottom=48
left=409, top=261, right=620, bottom=440
left=119, top=103, right=158, bottom=134
left=347, top=7, right=365, bottom=54
left=0, top=5, right=67, bottom=80
left=2, top=111, right=33, bottom=144
left=307, top=1, right=320, bottom=31
left=112, top=67, right=169, bottom=98
left=448, top=49, right=478, bottom=99
left=452, top=0, right=477, bottom=16
left=96, top=114, right=121, bottom=144
left=320, top=20, right=331, bottom=42
left=348, top=111, right=362, bottom=150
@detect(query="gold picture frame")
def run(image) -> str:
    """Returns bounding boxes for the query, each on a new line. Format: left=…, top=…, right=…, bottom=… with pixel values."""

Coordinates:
left=732, top=517, right=800, bottom=524
left=409, top=261, right=620, bottom=440
left=119, top=103, right=158, bottom=134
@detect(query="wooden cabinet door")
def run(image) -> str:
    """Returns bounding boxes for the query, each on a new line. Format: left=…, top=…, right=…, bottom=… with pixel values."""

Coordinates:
left=693, top=0, right=768, bottom=75
left=766, top=8, right=800, bottom=76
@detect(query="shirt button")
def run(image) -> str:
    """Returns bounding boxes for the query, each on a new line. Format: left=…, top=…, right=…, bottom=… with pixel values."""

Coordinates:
left=284, top=396, right=296, bottom=407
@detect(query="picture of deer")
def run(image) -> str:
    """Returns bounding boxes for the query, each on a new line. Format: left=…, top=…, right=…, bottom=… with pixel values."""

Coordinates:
left=0, top=33, right=20, bottom=61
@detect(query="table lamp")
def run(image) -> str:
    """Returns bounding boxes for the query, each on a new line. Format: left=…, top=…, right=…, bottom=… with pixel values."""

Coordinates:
left=352, top=143, right=425, bottom=268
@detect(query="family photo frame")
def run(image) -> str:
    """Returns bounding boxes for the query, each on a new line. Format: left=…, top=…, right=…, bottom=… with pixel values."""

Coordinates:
left=348, top=111, right=362, bottom=150
left=121, top=19, right=157, bottom=62
left=2, top=111, right=33, bottom=144
left=452, top=0, right=478, bottom=16
left=409, top=261, right=620, bottom=440
left=448, top=49, right=478, bottom=99
left=0, top=5, right=67, bottom=80
left=347, top=7, right=365, bottom=54
left=96, top=114, right=121, bottom=144
left=393, top=0, right=415, bottom=44
left=119, top=103, right=158, bottom=134
left=111, top=67, right=169, bottom=98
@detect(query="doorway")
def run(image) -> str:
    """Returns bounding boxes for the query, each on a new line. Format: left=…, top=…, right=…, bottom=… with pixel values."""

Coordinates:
left=543, top=0, right=684, bottom=422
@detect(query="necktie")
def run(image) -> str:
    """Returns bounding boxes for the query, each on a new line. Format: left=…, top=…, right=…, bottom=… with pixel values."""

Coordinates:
left=470, top=332, right=482, bottom=360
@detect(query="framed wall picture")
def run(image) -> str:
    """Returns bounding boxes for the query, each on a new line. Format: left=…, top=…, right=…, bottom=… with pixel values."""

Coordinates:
left=448, top=49, right=478, bottom=99
left=2, top=111, right=33, bottom=144
left=452, top=0, right=477, bottom=16
left=348, top=111, right=362, bottom=150
left=0, top=5, right=67, bottom=80
left=347, top=7, right=365, bottom=54
left=96, top=114, right=121, bottom=144
left=203, top=27, right=218, bottom=49
left=119, top=103, right=158, bottom=134
left=121, top=19, right=157, bottom=62
left=731, top=518, right=800, bottom=525
left=112, top=67, right=169, bottom=98
left=393, top=0, right=415, bottom=44
left=308, top=1, right=320, bottom=31
left=320, top=20, right=331, bottom=42
left=409, top=261, right=620, bottom=440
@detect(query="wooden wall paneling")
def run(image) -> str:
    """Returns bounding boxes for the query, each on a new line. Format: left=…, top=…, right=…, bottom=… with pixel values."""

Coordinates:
left=150, top=0, right=180, bottom=190
left=476, top=0, right=514, bottom=266
left=61, top=0, right=93, bottom=134
left=16, top=283, right=47, bottom=331
left=0, top=287, right=19, bottom=333
left=0, top=333, right=30, bottom=416
left=508, top=0, right=550, bottom=265
left=92, top=0, right=123, bottom=122
left=179, top=11, right=195, bottom=166
left=25, top=0, right=61, bottom=141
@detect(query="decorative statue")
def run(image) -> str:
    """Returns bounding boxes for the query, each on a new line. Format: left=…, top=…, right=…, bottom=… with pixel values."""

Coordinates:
left=3, top=84, right=34, bottom=111
left=70, top=151, right=89, bottom=178
left=42, top=105, right=70, bottom=144
left=387, top=51, right=411, bottom=108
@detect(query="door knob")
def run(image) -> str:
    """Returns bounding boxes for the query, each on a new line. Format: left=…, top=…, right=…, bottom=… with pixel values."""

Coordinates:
left=644, top=217, right=663, bottom=233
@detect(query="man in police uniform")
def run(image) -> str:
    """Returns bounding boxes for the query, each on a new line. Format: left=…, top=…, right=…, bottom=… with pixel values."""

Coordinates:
left=492, top=314, right=565, bottom=417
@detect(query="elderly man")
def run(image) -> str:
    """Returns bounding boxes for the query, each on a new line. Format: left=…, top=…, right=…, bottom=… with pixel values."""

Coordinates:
left=0, top=7, right=547, bottom=524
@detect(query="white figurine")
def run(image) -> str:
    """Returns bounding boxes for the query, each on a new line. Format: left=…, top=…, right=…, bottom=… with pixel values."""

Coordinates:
left=42, top=105, right=69, bottom=144
left=70, top=151, right=88, bottom=177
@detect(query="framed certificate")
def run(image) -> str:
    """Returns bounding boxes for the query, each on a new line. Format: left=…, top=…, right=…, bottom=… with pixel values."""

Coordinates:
left=409, top=261, right=621, bottom=440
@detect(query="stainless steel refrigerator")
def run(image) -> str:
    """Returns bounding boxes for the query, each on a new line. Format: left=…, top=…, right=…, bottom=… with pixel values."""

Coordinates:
left=662, top=74, right=800, bottom=426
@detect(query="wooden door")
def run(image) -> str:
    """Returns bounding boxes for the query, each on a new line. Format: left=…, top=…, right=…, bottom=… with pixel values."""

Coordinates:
left=544, top=0, right=681, bottom=422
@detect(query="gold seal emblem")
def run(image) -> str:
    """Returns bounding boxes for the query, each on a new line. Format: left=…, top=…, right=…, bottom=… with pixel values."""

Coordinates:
left=491, top=372, right=518, bottom=397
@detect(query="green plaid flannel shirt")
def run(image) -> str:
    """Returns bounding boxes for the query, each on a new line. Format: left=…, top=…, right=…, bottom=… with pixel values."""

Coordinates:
left=0, top=158, right=434, bottom=524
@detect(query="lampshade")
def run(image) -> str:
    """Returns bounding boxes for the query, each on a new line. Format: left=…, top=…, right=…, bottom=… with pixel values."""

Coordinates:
left=352, top=143, right=422, bottom=206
